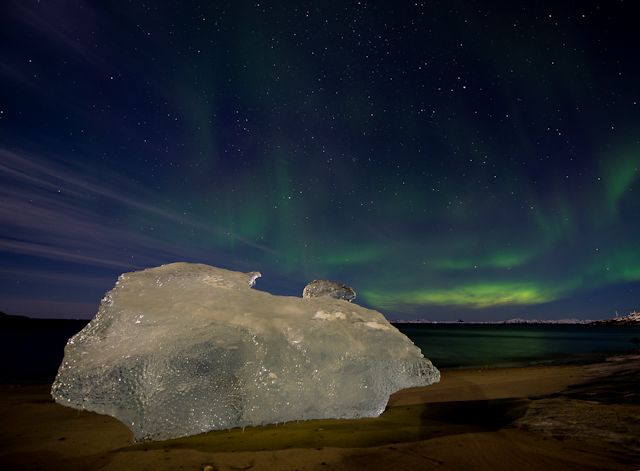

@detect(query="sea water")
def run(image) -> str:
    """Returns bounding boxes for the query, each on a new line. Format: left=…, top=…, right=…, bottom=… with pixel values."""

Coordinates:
left=395, top=324, right=640, bottom=370
left=2, top=321, right=639, bottom=383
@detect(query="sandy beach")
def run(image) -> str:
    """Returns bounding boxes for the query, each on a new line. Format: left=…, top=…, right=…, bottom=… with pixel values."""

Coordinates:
left=1, top=357, right=639, bottom=471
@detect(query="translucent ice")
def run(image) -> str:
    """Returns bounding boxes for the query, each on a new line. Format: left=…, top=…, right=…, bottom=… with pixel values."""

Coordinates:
left=51, top=263, right=440, bottom=442
left=303, top=279, right=357, bottom=302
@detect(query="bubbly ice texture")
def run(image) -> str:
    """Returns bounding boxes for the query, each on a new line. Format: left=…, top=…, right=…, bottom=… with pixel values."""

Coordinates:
left=51, top=263, right=440, bottom=442
left=302, top=279, right=356, bottom=302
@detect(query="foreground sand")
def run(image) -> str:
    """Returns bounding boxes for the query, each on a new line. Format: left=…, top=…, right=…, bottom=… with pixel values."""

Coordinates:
left=1, top=361, right=638, bottom=471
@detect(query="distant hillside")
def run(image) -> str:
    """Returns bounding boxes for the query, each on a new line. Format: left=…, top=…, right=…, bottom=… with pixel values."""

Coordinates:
left=0, top=312, right=89, bottom=332
left=589, top=311, right=640, bottom=326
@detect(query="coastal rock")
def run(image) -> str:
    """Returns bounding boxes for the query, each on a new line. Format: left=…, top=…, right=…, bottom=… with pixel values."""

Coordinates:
left=514, top=397, right=640, bottom=453
left=302, top=280, right=356, bottom=302
left=514, top=355, right=640, bottom=454
left=51, top=263, right=439, bottom=442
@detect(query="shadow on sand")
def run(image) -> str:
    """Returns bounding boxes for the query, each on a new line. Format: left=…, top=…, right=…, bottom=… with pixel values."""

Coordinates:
left=115, top=397, right=531, bottom=453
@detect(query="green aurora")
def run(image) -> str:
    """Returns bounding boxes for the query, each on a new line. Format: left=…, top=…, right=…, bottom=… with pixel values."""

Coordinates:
left=1, top=0, right=639, bottom=320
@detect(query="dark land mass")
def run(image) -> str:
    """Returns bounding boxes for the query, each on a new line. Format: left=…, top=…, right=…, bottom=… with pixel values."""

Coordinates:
left=589, top=320, right=640, bottom=326
left=589, top=312, right=640, bottom=326
left=0, top=313, right=89, bottom=385
left=0, top=312, right=89, bottom=332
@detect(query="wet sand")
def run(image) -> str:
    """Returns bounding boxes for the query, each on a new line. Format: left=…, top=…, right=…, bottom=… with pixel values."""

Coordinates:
left=1, top=361, right=638, bottom=471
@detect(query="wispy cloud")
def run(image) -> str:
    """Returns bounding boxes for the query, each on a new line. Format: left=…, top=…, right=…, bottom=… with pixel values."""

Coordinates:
left=0, top=267, right=113, bottom=288
left=0, top=149, right=278, bottom=271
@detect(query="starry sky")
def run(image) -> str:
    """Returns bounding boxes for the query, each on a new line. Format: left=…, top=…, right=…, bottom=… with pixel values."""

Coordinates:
left=1, top=0, right=639, bottom=321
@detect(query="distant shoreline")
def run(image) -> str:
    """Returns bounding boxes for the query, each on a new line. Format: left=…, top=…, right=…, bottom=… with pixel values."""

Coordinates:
left=390, top=318, right=596, bottom=325
left=3, top=312, right=640, bottom=328
left=391, top=311, right=640, bottom=326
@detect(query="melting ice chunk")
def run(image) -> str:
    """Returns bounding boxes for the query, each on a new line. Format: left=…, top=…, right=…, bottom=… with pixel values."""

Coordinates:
left=303, top=279, right=357, bottom=302
left=51, top=263, right=440, bottom=442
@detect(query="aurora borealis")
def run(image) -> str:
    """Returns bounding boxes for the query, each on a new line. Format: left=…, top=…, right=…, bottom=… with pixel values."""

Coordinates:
left=1, top=0, right=638, bottom=320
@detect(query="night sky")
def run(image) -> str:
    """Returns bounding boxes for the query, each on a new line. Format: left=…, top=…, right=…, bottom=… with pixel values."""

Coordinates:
left=1, top=0, right=639, bottom=321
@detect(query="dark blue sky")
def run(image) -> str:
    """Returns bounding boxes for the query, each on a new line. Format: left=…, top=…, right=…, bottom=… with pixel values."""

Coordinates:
left=1, top=0, right=639, bottom=321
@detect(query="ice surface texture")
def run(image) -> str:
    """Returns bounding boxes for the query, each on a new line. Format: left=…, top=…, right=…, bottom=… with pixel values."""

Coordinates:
left=52, top=263, right=440, bottom=442
left=302, top=279, right=356, bottom=302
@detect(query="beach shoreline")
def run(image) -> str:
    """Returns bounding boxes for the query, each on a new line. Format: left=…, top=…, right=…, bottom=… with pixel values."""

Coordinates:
left=1, top=357, right=638, bottom=471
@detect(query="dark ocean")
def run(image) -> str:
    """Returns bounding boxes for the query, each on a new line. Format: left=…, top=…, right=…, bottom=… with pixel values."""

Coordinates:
left=1, top=320, right=638, bottom=384
left=395, top=323, right=640, bottom=370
